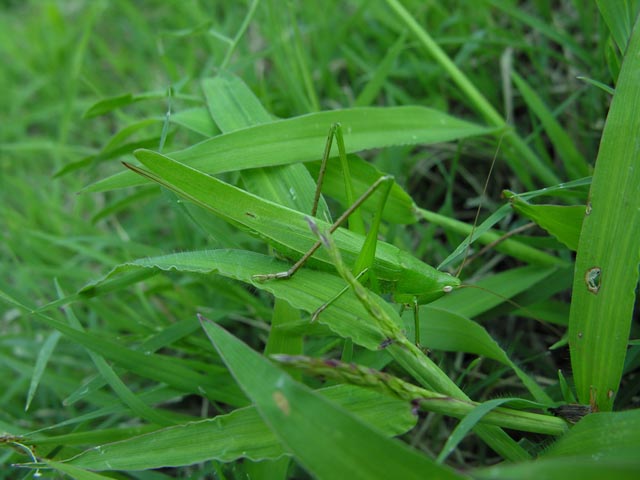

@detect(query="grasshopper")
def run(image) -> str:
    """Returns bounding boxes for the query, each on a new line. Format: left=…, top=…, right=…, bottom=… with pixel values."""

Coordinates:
left=248, top=122, right=462, bottom=344
left=125, top=124, right=466, bottom=345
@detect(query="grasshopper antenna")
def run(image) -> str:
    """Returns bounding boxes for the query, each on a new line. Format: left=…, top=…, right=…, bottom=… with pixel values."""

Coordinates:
left=456, top=283, right=561, bottom=335
left=451, top=127, right=557, bottom=333
left=463, top=222, right=535, bottom=267
left=455, top=130, right=507, bottom=278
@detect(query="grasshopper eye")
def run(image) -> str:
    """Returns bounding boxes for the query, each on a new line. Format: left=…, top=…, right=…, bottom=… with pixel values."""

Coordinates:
left=443, top=285, right=453, bottom=293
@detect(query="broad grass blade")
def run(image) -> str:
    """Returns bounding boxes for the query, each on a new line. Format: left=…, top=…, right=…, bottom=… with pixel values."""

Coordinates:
left=81, top=250, right=389, bottom=350
left=41, top=461, right=111, bottom=479
left=200, top=318, right=464, bottom=480
left=415, top=307, right=551, bottom=403
left=84, top=106, right=496, bottom=192
left=201, top=71, right=324, bottom=358
left=474, top=409, right=640, bottom=479
left=64, top=385, right=414, bottom=471
left=596, top=0, right=640, bottom=53
left=569, top=15, right=640, bottom=411
left=543, top=409, right=640, bottom=458
left=508, top=196, right=584, bottom=251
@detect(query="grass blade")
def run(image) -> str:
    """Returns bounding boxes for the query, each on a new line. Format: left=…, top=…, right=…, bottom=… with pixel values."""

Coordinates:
left=25, top=331, right=61, bottom=412
left=170, top=107, right=220, bottom=136
left=543, top=409, right=640, bottom=458
left=473, top=457, right=640, bottom=480
left=384, top=0, right=559, bottom=188
left=40, top=461, right=112, bottom=479
left=437, top=398, right=527, bottom=464
left=485, top=0, right=593, bottom=65
left=511, top=71, right=589, bottom=179
left=3, top=290, right=247, bottom=407
left=79, top=250, right=388, bottom=350
left=84, top=106, right=496, bottom=192
left=596, top=0, right=640, bottom=53
left=64, top=384, right=414, bottom=471
left=200, top=318, right=464, bottom=480
left=415, top=307, right=552, bottom=404
left=202, top=71, right=323, bottom=360
left=507, top=195, right=585, bottom=251
left=474, top=409, right=640, bottom=479
left=354, top=32, right=407, bottom=107
left=202, top=71, right=330, bottom=222
left=569, top=15, right=640, bottom=411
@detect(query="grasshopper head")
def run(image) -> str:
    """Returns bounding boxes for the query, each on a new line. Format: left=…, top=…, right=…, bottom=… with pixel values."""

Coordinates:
left=393, top=265, right=461, bottom=305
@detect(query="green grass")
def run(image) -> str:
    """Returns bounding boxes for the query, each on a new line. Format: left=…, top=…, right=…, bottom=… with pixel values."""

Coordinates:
left=1, top=1, right=639, bottom=479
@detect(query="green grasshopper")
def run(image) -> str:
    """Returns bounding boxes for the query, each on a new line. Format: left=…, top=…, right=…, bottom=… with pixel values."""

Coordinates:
left=125, top=125, right=463, bottom=344
left=247, top=122, right=461, bottom=345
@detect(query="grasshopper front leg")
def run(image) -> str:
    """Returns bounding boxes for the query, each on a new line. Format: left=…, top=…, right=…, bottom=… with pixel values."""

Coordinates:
left=253, top=120, right=391, bottom=282
left=252, top=122, right=458, bottom=349
left=252, top=174, right=393, bottom=282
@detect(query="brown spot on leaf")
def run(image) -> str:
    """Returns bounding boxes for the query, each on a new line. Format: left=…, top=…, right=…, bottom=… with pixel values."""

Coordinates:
left=273, top=390, right=290, bottom=416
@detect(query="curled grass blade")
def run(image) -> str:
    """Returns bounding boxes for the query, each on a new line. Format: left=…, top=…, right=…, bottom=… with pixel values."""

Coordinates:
left=507, top=195, right=585, bottom=251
